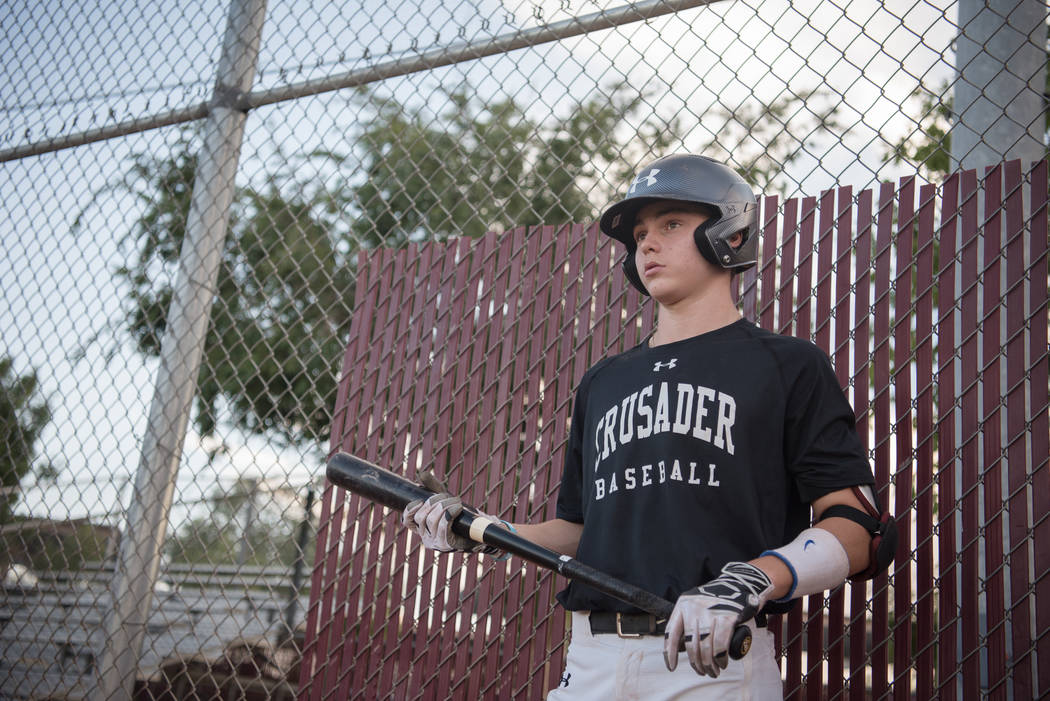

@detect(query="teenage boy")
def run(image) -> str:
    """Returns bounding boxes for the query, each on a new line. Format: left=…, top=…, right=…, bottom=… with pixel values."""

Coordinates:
left=404, top=154, right=893, bottom=699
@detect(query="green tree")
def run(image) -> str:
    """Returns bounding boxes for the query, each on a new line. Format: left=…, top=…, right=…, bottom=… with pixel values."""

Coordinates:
left=114, top=132, right=354, bottom=444
left=165, top=478, right=309, bottom=568
left=888, top=24, right=1049, bottom=181
left=113, top=84, right=677, bottom=449
left=348, top=84, right=678, bottom=246
left=0, top=357, right=50, bottom=525
left=694, top=89, right=842, bottom=195
left=886, top=82, right=956, bottom=182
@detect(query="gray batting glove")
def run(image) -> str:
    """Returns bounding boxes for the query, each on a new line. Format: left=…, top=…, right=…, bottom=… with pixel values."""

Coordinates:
left=663, top=561, right=774, bottom=677
left=402, top=493, right=506, bottom=556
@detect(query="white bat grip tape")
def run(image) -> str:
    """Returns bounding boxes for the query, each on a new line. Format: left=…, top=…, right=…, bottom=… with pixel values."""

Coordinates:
left=469, top=516, right=496, bottom=542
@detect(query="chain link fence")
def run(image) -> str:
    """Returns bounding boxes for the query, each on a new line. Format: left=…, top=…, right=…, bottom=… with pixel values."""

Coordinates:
left=1, top=0, right=1046, bottom=699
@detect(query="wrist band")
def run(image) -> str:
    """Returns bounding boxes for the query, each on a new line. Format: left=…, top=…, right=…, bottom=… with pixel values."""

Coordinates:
left=761, top=527, right=849, bottom=602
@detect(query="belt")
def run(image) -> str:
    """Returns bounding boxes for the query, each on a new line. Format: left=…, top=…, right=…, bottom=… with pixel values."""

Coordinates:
left=587, top=611, right=768, bottom=638
left=588, top=612, right=666, bottom=637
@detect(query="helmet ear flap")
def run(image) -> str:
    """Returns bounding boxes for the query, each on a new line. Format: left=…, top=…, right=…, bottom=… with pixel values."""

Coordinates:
left=621, top=251, right=650, bottom=296
left=692, top=220, right=721, bottom=267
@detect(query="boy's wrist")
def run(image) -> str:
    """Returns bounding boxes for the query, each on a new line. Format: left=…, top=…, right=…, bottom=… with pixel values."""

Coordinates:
left=748, top=554, right=795, bottom=601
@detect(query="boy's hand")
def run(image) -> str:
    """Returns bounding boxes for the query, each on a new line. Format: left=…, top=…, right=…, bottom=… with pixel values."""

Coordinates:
left=663, top=562, right=774, bottom=677
left=402, top=492, right=508, bottom=556
left=403, top=492, right=473, bottom=552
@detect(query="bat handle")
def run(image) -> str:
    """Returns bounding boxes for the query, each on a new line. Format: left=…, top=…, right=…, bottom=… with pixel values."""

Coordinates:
left=673, top=623, right=752, bottom=660
left=457, top=510, right=754, bottom=660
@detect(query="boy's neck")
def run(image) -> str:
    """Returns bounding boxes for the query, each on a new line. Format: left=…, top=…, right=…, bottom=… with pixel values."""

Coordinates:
left=649, top=283, right=742, bottom=347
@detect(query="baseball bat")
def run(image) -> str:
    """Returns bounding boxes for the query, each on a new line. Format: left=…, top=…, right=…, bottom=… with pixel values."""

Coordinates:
left=325, top=451, right=752, bottom=660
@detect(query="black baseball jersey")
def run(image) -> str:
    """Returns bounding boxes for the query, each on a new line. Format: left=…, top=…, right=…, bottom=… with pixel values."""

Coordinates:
left=555, top=318, right=875, bottom=614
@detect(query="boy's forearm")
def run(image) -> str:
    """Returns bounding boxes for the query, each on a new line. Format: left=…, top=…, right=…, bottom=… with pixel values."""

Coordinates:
left=749, top=518, right=868, bottom=601
left=511, top=518, right=584, bottom=558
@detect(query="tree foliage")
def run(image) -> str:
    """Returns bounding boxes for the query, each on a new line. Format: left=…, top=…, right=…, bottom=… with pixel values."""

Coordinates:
left=116, top=133, right=355, bottom=444
left=347, top=85, right=678, bottom=245
left=886, top=82, right=956, bottom=182
left=115, top=84, right=677, bottom=447
left=0, top=357, right=50, bottom=524
left=888, top=24, right=1049, bottom=181
left=694, top=89, right=842, bottom=195
left=164, top=478, right=310, bottom=568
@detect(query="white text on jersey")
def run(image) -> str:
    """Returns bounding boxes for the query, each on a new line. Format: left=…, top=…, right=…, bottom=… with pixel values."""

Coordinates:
left=593, top=381, right=737, bottom=473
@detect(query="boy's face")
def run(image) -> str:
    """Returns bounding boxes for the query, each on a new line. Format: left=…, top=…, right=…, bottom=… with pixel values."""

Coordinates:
left=632, top=200, right=731, bottom=303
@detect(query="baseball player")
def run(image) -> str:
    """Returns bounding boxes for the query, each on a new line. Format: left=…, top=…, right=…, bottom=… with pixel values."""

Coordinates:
left=404, top=154, right=895, bottom=699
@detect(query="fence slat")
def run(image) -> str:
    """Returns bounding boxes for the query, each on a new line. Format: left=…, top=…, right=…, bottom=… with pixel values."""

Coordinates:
left=1026, top=159, right=1050, bottom=698
left=980, top=164, right=1009, bottom=700
left=848, top=186, right=873, bottom=701
left=759, top=194, right=781, bottom=331
left=870, top=181, right=894, bottom=699
left=913, top=182, right=938, bottom=699
left=796, top=196, right=817, bottom=342
left=935, top=172, right=960, bottom=701
left=778, top=197, right=799, bottom=335
left=998, top=159, right=1029, bottom=700
left=957, top=168, right=982, bottom=700
left=804, top=188, right=835, bottom=701
left=826, top=184, right=852, bottom=700
left=892, top=176, right=915, bottom=699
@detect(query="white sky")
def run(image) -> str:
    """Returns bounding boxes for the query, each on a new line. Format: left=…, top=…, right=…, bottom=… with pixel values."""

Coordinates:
left=1, top=0, right=965, bottom=529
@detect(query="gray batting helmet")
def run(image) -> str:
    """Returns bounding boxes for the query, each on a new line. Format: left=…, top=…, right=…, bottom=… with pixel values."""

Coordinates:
left=599, top=154, right=759, bottom=295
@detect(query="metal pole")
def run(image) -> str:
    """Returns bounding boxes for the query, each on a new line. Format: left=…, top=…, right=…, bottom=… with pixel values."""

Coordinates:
left=236, top=479, right=259, bottom=568
left=242, top=0, right=726, bottom=110
left=281, top=482, right=316, bottom=644
left=0, top=0, right=725, bottom=163
left=951, top=0, right=1047, bottom=170
left=93, top=0, right=267, bottom=698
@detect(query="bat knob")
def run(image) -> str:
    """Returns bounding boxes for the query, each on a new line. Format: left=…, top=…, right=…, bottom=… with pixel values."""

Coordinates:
left=729, top=625, right=752, bottom=660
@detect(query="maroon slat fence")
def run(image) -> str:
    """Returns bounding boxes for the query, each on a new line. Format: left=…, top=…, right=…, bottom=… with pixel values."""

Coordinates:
left=299, top=160, right=1048, bottom=700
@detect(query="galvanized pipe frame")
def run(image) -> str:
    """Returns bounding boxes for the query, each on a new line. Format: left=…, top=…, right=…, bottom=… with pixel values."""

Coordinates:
left=0, top=0, right=724, bottom=164
left=91, top=0, right=269, bottom=698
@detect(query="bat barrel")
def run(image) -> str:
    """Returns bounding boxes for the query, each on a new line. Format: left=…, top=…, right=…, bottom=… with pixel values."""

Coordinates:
left=326, top=452, right=431, bottom=510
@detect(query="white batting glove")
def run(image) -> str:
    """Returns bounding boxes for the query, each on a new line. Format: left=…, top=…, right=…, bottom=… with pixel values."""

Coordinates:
left=402, top=493, right=506, bottom=556
left=663, top=562, right=775, bottom=677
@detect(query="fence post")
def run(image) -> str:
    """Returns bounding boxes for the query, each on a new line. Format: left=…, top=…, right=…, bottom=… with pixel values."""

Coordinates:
left=952, top=0, right=1047, bottom=170
left=92, top=0, right=268, bottom=698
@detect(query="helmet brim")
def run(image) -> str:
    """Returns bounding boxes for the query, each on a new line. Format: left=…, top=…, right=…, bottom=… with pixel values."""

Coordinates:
left=599, top=195, right=713, bottom=248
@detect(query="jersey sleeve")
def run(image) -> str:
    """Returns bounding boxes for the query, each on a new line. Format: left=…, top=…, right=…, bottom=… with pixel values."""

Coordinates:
left=555, top=377, right=590, bottom=524
left=783, top=344, right=875, bottom=503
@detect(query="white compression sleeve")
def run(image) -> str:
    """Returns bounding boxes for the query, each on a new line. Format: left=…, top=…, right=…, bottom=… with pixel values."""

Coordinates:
left=761, top=527, right=850, bottom=602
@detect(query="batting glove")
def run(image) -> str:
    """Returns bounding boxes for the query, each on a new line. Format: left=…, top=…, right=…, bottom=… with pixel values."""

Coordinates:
left=402, top=492, right=507, bottom=556
left=663, top=561, right=775, bottom=677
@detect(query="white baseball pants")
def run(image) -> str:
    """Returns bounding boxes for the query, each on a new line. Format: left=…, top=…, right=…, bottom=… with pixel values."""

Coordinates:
left=546, top=612, right=783, bottom=701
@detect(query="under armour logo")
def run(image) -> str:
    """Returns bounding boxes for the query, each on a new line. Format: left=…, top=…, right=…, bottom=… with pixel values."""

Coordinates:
left=559, top=672, right=571, bottom=688
left=653, top=359, right=677, bottom=371
left=628, top=168, right=660, bottom=193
